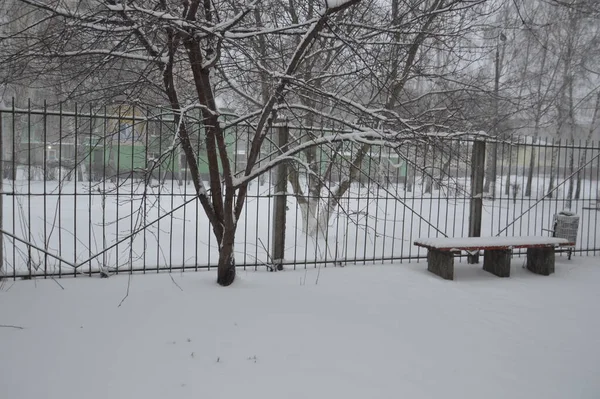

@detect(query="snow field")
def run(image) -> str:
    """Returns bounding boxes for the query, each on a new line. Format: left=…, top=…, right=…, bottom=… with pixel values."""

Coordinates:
left=1, top=257, right=599, bottom=398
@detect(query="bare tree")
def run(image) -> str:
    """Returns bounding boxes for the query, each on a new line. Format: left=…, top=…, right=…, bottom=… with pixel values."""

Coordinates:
left=544, top=0, right=600, bottom=202
left=7, top=0, right=487, bottom=285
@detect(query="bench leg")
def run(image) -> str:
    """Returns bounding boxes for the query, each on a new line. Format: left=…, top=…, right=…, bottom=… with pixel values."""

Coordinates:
left=526, top=247, right=555, bottom=276
left=483, top=249, right=512, bottom=277
left=427, top=249, right=454, bottom=280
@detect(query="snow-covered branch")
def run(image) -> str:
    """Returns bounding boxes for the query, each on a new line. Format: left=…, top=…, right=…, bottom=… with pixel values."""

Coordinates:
left=23, top=49, right=167, bottom=64
left=233, top=128, right=410, bottom=188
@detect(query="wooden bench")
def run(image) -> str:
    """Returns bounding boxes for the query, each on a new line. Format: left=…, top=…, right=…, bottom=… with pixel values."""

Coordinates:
left=414, top=236, right=575, bottom=280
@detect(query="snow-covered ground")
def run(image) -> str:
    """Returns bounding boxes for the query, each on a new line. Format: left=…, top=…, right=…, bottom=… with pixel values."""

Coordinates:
left=1, top=257, right=599, bottom=399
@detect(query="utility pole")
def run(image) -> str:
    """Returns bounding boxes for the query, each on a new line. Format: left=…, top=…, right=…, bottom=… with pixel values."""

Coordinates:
left=484, top=30, right=506, bottom=198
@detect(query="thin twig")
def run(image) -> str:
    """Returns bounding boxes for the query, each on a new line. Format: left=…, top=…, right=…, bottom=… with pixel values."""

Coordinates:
left=0, top=324, right=24, bottom=330
left=118, top=274, right=132, bottom=307
left=169, top=274, right=183, bottom=291
left=257, top=238, right=274, bottom=270
left=51, top=278, right=65, bottom=290
left=1, top=281, right=16, bottom=292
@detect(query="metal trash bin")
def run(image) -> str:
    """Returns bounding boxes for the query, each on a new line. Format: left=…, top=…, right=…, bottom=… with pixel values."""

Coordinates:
left=551, top=210, right=579, bottom=259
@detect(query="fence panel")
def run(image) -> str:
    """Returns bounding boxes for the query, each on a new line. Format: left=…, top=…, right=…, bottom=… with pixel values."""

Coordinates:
left=1, top=102, right=599, bottom=279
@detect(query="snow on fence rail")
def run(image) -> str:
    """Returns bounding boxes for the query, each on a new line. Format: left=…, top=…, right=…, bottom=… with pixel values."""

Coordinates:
left=1, top=104, right=600, bottom=279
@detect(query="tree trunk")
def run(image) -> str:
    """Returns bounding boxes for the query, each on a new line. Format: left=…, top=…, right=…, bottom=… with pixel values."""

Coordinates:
left=547, top=144, right=559, bottom=199
left=525, top=27, right=551, bottom=197
left=575, top=92, right=600, bottom=199
left=484, top=25, right=505, bottom=199
left=405, top=166, right=414, bottom=192
left=525, top=137, right=537, bottom=197
left=566, top=143, right=575, bottom=209
left=299, top=195, right=332, bottom=240
left=436, top=156, right=452, bottom=191
left=424, top=172, right=433, bottom=194
left=553, top=9, right=577, bottom=204
left=503, top=143, right=511, bottom=196
left=484, top=143, right=497, bottom=197
left=217, top=237, right=236, bottom=286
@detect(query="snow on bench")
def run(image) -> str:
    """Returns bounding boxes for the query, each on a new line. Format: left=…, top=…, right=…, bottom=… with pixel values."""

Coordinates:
left=414, top=236, right=574, bottom=252
left=414, top=236, right=574, bottom=281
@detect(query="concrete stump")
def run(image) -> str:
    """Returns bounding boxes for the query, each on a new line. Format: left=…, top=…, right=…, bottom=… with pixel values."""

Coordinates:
left=526, top=247, right=555, bottom=276
left=483, top=249, right=512, bottom=277
left=427, top=249, right=454, bottom=280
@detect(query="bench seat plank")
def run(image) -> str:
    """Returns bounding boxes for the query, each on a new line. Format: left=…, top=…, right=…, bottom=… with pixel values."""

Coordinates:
left=414, top=236, right=573, bottom=252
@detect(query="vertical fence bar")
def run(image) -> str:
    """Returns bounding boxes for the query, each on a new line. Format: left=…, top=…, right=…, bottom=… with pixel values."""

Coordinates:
left=73, top=103, right=79, bottom=277
left=321, top=127, right=329, bottom=267
left=460, top=138, right=468, bottom=239
left=156, top=108, right=163, bottom=272
left=168, top=115, right=174, bottom=273
left=540, top=138, right=548, bottom=235
left=381, top=146, right=390, bottom=263
left=334, top=138, right=342, bottom=265
left=351, top=143, right=359, bottom=264
left=255, top=147, right=261, bottom=268
left=554, top=138, right=562, bottom=215
left=468, top=139, right=485, bottom=264
left=371, top=146, right=380, bottom=262
left=130, top=106, right=136, bottom=272
left=363, top=147, right=372, bottom=264
left=427, top=144, right=435, bottom=239
left=102, top=105, right=108, bottom=275
left=11, top=99, right=16, bottom=278
left=266, top=127, right=274, bottom=268
left=88, top=105, right=93, bottom=276
left=292, top=130, right=299, bottom=269
left=43, top=101, right=48, bottom=276
left=443, top=140, right=451, bottom=236
left=520, top=137, right=527, bottom=237
left=195, top=117, right=202, bottom=271
left=58, top=103, right=63, bottom=277
left=504, top=139, right=511, bottom=235
left=417, top=145, right=426, bottom=249
left=406, top=146, right=413, bottom=258
left=407, top=145, right=416, bottom=260
left=115, top=105, right=121, bottom=274
left=392, top=147, right=402, bottom=261
left=243, top=124, right=250, bottom=269
left=143, top=108, right=149, bottom=273
left=27, top=100, right=32, bottom=277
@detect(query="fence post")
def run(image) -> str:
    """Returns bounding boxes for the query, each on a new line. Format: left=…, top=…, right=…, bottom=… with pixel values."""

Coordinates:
left=271, top=122, right=289, bottom=271
left=468, top=139, right=485, bottom=264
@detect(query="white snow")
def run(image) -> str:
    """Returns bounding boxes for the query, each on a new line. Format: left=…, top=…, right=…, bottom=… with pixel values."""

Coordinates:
left=1, top=258, right=600, bottom=399
left=415, top=236, right=573, bottom=250
left=2, top=175, right=599, bottom=277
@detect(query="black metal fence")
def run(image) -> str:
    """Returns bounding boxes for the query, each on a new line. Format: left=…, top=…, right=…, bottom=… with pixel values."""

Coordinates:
left=1, top=101, right=599, bottom=279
